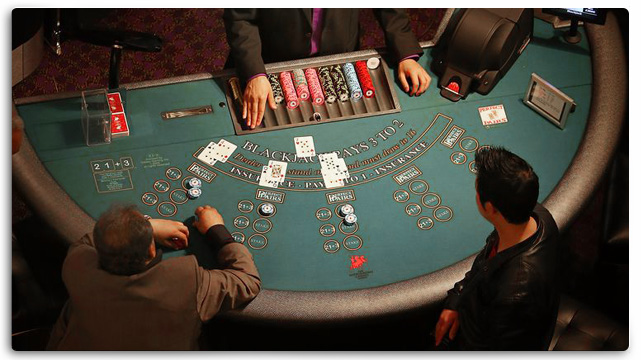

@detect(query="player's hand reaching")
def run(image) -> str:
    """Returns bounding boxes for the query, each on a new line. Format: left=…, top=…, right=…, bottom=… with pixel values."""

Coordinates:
left=398, top=58, right=431, bottom=97
left=243, top=75, right=277, bottom=130
left=149, top=219, right=190, bottom=250
left=434, top=309, right=460, bottom=346
left=194, top=205, right=225, bottom=234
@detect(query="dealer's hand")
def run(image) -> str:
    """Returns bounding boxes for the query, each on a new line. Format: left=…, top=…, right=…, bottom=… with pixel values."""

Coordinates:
left=398, top=58, right=431, bottom=97
left=434, top=309, right=460, bottom=346
left=149, top=219, right=189, bottom=250
left=243, top=75, right=277, bottom=130
left=194, top=205, right=225, bottom=234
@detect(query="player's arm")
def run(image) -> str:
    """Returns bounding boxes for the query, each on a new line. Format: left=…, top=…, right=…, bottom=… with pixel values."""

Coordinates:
left=434, top=247, right=487, bottom=345
left=442, top=249, right=485, bottom=309
left=223, top=9, right=276, bottom=129
left=148, top=218, right=189, bottom=249
left=374, top=9, right=431, bottom=96
left=193, top=206, right=261, bottom=321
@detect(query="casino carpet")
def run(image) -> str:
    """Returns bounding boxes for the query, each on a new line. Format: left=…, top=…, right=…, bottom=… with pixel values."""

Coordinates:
left=12, top=8, right=447, bottom=98
left=11, top=8, right=622, bottom=349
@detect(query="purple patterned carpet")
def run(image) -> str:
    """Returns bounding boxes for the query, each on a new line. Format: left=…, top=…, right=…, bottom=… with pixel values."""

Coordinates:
left=13, top=9, right=446, bottom=99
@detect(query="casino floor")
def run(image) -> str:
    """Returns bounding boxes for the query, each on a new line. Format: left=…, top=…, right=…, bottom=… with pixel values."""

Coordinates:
left=11, top=9, right=629, bottom=350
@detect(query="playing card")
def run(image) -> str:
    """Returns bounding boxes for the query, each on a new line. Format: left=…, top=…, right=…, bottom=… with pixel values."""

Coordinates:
left=111, top=113, right=129, bottom=137
left=268, top=160, right=288, bottom=184
left=107, top=92, right=124, bottom=113
left=212, top=139, right=237, bottom=163
left=259, top=165, right=279, bottom=188
left=335, top=158, right=350, bottom=178
left=318, top=152, right=339, bottom=169
left=294, top=136, right=316, bottom=158
left=478, top=105, right=508, bottom=126
left=197, top=141, right=218, bottom=166
left=322, top=169, right=345, bottom=189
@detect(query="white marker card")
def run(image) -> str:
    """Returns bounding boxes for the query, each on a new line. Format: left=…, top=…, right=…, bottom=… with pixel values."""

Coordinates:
left=294, top=136, right=316, bottom=158
left=478, top=105, right=508, bottom=126
left=197, top=141, right=218, bottom=166
left=211, top=139, right=238, bottom=163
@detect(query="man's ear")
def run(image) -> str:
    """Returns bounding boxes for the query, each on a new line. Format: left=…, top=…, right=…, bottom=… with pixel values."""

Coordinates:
left=484, top=201, right=497, bottom=215
left=148, top=238, right=156, bottom=259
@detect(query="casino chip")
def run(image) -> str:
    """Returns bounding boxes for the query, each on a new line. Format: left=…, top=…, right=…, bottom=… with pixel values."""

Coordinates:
left=317, top=66, right=337, bottom=104
left=342, top=63, right=363, bottom=101
left=343, top=213, right=358, bottom=226
left=292, top=69, right=311, bottom=101
left=339, top=204, right=354, bottom=217
left=187, top=188, right=202, bottom=199
left=311, top=112, right=322, bottom=121
left=267, top=74, right=285, bottom=104
left=367, top=57, right=380, bottom=70
left=329, top=65, right=350, bottom=102
left=187, top=178, right=202, bottom=189
left=355, top=61, right=375, bottom=98
left=304, top=68, right=325, bottom=105
left=258, top=203, right=275, bottom=216
left=279, top=71, right=300, bottom=109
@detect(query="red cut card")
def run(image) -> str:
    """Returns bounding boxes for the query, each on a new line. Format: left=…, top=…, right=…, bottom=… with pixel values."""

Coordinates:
left=111, top=112, right=129, bottom=136
left=107, top=92, right=124, bottom=113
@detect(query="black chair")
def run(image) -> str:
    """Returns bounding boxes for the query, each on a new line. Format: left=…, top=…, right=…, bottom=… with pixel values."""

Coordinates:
left=46, top=9, right=162, bottom=89
left=549, top=295, right=628, bottom=351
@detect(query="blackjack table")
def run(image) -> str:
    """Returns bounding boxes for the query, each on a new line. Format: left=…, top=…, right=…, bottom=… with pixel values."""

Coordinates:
left=13, top=14, right=626, bottom=325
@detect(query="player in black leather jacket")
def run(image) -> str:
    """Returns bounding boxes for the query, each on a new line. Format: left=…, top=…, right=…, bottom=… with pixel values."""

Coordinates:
left=434, top=146, right=560, bottom=350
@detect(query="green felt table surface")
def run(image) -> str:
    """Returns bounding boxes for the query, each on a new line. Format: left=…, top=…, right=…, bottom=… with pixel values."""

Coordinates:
left=18, top=20, right=591, bottom=291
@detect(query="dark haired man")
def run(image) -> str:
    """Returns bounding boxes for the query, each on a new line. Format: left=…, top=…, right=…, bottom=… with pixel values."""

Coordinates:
left=224, top=8, right=432, bottom=129
left=47, top=204, right=261, bottom=350
left=434, top=146, right=559, bottom=350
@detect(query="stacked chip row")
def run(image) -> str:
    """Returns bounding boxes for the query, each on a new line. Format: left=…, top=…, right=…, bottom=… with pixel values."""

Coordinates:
left=265, top=62, right=377, bottom=110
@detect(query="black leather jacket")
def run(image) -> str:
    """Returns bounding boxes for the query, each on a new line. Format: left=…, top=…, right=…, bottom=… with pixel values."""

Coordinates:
left=443, top=204, right=560, bottom=350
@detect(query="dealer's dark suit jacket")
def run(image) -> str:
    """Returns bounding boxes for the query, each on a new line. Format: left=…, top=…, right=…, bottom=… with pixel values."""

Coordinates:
left=224, top=9, right=423, bottom=82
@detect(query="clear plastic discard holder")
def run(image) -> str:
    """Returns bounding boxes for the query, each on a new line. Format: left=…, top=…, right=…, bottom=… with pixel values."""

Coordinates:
left=81, top=89, right=111, bottom=146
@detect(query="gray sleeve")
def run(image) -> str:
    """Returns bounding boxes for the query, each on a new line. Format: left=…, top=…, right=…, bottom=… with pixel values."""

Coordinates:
left=195, top=226, right=261, bottom=321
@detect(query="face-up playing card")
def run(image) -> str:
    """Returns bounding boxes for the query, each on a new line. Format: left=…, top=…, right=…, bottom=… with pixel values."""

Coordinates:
left=294, top=136, right=316, bottom=158
left=212, top=139, right=237, bottom=163
left=318, top=152, right=338, bottom=168
left=332, top=158, right=350, bottom=179
left=318, top=153, right=349, bottom=189
left=259, top=165, right=279, bottom=188
left=322, top=169, right=345, bottom=189
left=107, top=92, right=124, bottom=113
left=197, top=141, right=218, bottom=166
left=268, top=160, right=288, bottom=184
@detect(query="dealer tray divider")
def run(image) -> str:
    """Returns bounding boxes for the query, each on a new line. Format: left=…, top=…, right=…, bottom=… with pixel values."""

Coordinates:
left=224, top=52, right=401, bottom=135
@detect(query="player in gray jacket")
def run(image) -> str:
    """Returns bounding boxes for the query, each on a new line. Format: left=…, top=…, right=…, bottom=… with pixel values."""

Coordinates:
left=47, top=204, right=261, bottom=350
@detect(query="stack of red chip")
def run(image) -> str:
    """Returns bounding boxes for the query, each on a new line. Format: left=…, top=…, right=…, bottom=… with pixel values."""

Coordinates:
left=279, top=71, right=299, bottom=109
left=304, top=68, right=325, bottom=105
left=355, top=61, right=375, bottom=98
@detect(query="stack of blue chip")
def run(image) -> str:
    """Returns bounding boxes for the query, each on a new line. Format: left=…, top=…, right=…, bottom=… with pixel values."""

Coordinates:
left=342, top=63, right=363, bottom=101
